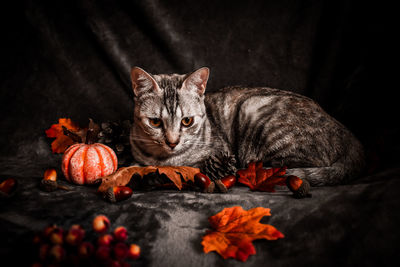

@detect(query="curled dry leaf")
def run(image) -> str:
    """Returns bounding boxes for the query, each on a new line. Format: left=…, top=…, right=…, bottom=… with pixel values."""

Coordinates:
left=98, top=165, right=201, bottom=193
left=202, top=206, right=284, bottom=262
left=45, top=118, right=85, bottom=153
left=45, top=118, right=100, bottom=153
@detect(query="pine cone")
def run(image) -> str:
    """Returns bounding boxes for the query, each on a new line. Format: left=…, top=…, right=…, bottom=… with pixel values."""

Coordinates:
left=201, top=152, right=237, bottom=182
left=97, top=120, right=133, bottom=167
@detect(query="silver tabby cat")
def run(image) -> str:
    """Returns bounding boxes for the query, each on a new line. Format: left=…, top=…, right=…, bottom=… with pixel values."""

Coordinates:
left=129, top=67, right=365, bottom=186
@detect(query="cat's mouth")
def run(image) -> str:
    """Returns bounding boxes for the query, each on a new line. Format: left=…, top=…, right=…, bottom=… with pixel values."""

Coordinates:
left=164, top=143, right=180, bottom=152
left=164, top=139, right=181, bottom=152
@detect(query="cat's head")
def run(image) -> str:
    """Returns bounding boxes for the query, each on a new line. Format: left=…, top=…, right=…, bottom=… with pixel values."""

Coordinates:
left=130, top=67, right=209, bottom=158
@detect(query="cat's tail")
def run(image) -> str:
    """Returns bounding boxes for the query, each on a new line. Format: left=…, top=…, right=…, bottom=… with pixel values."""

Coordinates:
left=286, top=140, right=365, bottom=186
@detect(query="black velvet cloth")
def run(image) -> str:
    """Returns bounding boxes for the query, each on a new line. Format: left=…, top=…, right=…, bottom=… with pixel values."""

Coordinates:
left=0, top=1, right=398, bottom=266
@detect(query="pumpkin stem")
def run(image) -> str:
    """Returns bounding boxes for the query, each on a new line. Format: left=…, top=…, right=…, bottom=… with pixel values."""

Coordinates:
left=62, top=126, right=83, bottom=143
left=86, top=118, right=100, bottom=144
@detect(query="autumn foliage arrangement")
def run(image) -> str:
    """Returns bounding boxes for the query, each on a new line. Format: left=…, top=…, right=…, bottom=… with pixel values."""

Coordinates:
left=97, top=161, right=311, bottom=200
left=41, top=118, right=317, bottom=262
left=45, top=117, right=311, bottom=198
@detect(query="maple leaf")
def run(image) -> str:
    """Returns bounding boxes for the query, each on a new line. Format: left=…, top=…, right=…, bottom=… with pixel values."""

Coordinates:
left=237, top=162, right=287, bottom=192
left=45, top=118, right=84, bottom=153
left=202, top=206, right=284, bottom=262
left=98, top=165, right=201, bottom=193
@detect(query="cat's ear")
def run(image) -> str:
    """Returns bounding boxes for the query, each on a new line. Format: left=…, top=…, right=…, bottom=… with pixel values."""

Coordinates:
left=130, top=67, right=160, bottom=97
left=182, top=67, right=209, bottom=96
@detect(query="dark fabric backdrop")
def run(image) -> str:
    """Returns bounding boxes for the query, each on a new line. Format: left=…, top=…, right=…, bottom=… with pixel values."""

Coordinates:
left=0, top=1, right=399, bottom=266
left=0, top=0, right=400, bottom=266
left=0, top=0, right=397, bottom=173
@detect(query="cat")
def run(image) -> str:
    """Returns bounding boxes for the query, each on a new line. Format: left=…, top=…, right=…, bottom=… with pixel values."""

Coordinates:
left=129, top=67, right=365, bottom=186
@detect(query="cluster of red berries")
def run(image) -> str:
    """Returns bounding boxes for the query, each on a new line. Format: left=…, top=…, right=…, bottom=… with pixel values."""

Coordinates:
left=31, top=215, right=140, bottom=266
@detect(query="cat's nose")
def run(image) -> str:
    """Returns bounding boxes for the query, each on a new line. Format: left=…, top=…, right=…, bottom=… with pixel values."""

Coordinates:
left=166, top=139, right=179, bottom=149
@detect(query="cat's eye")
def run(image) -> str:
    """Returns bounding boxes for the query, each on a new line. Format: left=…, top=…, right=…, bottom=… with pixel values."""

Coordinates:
left=149, top=118, right=162, bottom=128
left=181, top=117, right=194, bottom=127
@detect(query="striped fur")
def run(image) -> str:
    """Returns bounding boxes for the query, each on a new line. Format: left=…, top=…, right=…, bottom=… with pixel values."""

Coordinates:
left=129, top=68, right=365, bottom=186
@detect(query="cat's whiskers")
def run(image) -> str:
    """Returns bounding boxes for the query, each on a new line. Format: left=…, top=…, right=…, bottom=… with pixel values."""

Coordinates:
left=182, top=140, right=214, bottom=148
left=130, top=134, right=162, bottom=144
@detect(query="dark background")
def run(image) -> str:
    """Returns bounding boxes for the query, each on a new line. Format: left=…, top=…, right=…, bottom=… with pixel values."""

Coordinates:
left=0, top=1, right=399, bottom=266
left=0, top=0, right=398, bottom=172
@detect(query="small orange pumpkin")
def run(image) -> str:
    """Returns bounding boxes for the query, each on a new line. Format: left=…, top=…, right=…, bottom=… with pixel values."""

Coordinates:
left=61, top=143, right=118, bottom=185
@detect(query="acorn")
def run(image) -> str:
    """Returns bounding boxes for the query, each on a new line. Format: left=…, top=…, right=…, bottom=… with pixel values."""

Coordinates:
left=40, top=179, right=58, bottom=192
left=194, top=173, right=215, bottom=193
left=105, top=186, right=133, bottom=203
left=40, top=169, right=70, bottom=192
left=286, top=175, right=312, bottom=198
left=214, top=175, right=237, bottom=193
left=0, top=178, right=18, bottom=198
left=221, top=175, right=236, bottom=189
left=44, top=169, right=57, bottom=181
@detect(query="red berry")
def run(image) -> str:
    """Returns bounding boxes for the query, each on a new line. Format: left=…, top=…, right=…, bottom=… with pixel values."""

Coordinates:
left=98, top=234, right=114, bottom=246
left=93, top=215, right=110, bottom=233
left=32, top=234, right=42, bottom=245
left=38, top=244, right=50, bottom=261
left=127, top=244, right=140, bottom=260
left=96, top=245, right=111, bottom=261
left=113, top=242, right=128, bottom=260
left=70, top=224, right=85, bottom=232
left=110, top=260, right=122, bottom=267
left=49, top=244, right=66, bottom=262
left=49, top=227, right=64, bottom=245
left=113, top=226, right=128, bottom=242
left=65, top=224, right=85, bottom=246
left=78, top=242, right=94, bottom=258
left=43, top=225, right=57, bottom=238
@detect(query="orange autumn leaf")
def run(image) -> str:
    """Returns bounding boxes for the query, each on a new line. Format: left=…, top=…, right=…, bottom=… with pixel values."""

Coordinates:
left=98, top=165, right=200, bottom=192
left=237, top=162, right=287, bottom=192
left=45, top=118, right=82, bottom=153
left=202, top=206, right=284, bottom=262
left=50, top=135, right=75, bottom=154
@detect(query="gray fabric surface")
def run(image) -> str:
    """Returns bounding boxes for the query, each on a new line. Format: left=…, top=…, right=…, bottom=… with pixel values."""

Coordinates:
left=1, top=158, right=399, bottom=266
